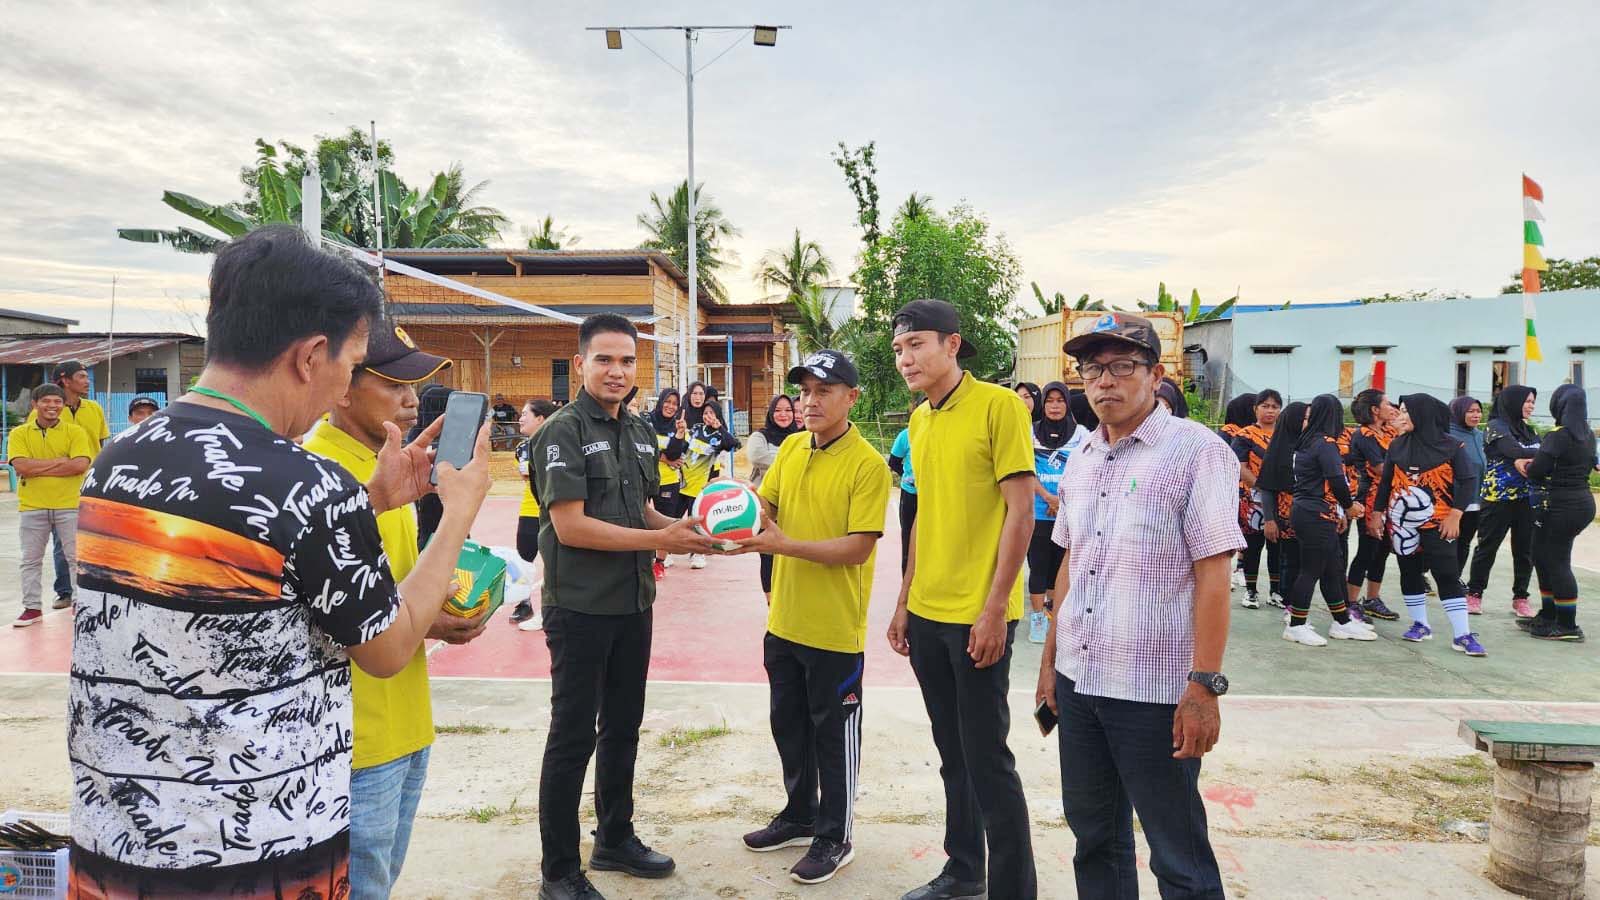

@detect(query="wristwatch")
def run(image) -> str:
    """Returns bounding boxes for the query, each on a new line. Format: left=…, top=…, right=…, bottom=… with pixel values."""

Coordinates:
left=1188, top=671, right=1229, bottom=696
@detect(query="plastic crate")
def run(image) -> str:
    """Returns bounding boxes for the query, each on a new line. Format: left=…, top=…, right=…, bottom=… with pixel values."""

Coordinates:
left=0, top=810, right=68, bottom=899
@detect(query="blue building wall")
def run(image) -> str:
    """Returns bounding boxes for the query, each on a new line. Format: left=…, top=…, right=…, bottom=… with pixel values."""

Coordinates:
left=1227, top=289, right=1599, bottom=423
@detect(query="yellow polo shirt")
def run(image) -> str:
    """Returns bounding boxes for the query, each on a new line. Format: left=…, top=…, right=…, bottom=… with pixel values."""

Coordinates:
left=27, top=397, right=110, bottom=451
left=303, top=420, right=434, bottom=769
left=516, top=439, right=541, bottom=518
left=7, top=420, right=93, bottom=511
left=907, top=373, right=1033, bottom=624
left=760, top=426, right=891, bottom=654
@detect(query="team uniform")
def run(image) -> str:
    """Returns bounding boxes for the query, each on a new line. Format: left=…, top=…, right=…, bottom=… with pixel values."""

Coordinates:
left=9, top=418, right=93, bottom=616
left=887, top=428, right=918, bottom=575
left=1346, top=423, right=1396, bottom=595
left=515, top=437, right=543, bottom=561
left=1231, top=424, right=1280, bottom=601
left=27, top=396, right=107, bottom=600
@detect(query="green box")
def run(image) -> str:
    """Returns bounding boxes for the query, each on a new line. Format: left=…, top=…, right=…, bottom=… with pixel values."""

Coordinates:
left=445, top=539, right=506, bottom=621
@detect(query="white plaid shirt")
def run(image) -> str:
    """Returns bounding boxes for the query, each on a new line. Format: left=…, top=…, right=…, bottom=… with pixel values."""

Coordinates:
left=1052, top=404, right=1246, bottom=705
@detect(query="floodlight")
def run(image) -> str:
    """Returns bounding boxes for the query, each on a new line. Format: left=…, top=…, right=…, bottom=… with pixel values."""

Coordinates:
left=605, top=29, right=622, bottom=50
left=753, top=26, right=778, bottom=46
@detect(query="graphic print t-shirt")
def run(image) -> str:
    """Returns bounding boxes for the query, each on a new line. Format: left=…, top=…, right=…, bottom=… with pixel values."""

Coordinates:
left=68, top=402, right=400, bottom=896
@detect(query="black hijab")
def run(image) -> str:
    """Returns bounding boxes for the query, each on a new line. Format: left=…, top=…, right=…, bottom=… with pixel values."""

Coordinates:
left=1256, top=400, right=1308, bottom=493
left=1448, top=395, right=1481, bottom=431
left=1389, top=393, right=1458, bottom=471
left=1016, top=382, right=1043, bottom=422
left=1490, top=385, right=1537, bottom=444
left=1069, top=389, right=1098, bottom=432
left=759, top=394, right=802, bottom=446
left=1550, top=383, right=1596, bottom=455
left=1034, top=381, right=1076, bottom=450
left=1224, top=393, right=1256, bottom=430
left=1155, top=378, right=1189, bottom=419
left=682, top=381, right=710, bottom=427
left=648, top=388, right=681, bottom=436
left=1297, top=394, right=1344, bottom=451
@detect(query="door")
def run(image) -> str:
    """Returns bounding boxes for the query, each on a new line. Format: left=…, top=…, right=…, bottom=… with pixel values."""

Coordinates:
left=734, top=365, right=752, bottom=413
left=551, top=359, right=570, bottom=403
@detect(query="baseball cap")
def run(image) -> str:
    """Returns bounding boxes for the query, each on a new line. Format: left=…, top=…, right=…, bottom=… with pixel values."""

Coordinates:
left=127, top=396, right=160, bottom=415
left=52, top=360, right=87, bottom=382
left=892, top=299, right=976, bottom=359
left=786, top=349, right=860, bottom=388
left=1062, top=312, right=1162, bottom=359
left=362, top=323, right=452, bottom=383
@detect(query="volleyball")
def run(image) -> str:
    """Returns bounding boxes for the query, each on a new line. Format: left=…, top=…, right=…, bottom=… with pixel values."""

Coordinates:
left=692, top=480, right=764, bottom=549
left=1387, top=485, right=1434, bottom=556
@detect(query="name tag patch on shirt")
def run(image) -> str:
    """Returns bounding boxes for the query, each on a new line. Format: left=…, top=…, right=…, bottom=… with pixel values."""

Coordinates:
left=581, top=441, right=612, bottom=456
left=635, top=442, right=656, bottom=454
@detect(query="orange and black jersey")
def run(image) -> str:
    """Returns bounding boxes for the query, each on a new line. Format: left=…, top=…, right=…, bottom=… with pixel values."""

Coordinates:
left=1347, top=424, right=1395, bottom=508
left=1293, top=434, right=1355, bottom=522
left=1374, top=445, right=1474, bottom=531
left=1231, top=425, right=1273, bottom=481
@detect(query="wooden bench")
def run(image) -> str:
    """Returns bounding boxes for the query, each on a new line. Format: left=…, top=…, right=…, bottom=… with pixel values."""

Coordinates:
left=1460, top=720, right=1599, bottom=900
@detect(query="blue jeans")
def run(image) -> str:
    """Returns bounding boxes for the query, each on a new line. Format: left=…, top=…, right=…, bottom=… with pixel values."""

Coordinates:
left=350, top=746, right=431, bottom=900
left=1056, top=674, right=1223, bottom=899
left=51, top=534, right=71, bottom=597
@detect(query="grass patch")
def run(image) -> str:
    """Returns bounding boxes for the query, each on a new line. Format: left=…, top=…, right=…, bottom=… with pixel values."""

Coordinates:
left=658, top=722, right=732, bottom=749
left=467, top=805, right=501, bottom=823
left=436, top=723, right=508, bottom=736
left=1344, top=756, right=1493, bottom=838
left=1291, top=768, right=1336, bottom=785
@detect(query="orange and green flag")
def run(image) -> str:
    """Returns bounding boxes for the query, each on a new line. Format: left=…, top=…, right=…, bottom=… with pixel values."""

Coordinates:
left=1522, top=174, right=1546, bottom=291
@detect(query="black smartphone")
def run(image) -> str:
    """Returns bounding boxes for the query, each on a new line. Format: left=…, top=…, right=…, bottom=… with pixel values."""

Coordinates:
left=430, top=391, right=488, bottom=485
left=1034, top=699, right=1058, bottom=737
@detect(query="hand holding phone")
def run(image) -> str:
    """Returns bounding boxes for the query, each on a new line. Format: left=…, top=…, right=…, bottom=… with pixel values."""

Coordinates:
left=1034, top=699, right=1058, bottom=737
left=431, top=392, right=489, bottom=486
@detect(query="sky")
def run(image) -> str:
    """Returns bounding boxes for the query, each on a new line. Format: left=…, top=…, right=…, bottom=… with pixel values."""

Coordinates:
left=3, top=0, right=1598, bottom=333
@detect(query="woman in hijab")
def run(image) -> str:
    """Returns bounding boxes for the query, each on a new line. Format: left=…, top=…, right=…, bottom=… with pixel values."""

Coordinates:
left=1015, top=381, right=1043, bottom=422
left=1371, top=394, right=1484, bottom=656
left=1233, top=389, right=1283, bottom=607
left=1069, top=389, right=1099, bottom=433
left=1255, top=397, right=1305, bottom=614
left=746, top=394, right=803, bottom=602
left=1447, top=396, right=1487, bottom=580
left=1344, top=390, right=1400, bottom=621
left=1155, top=377, right=1189, bottom=419
left=648, top=389, right=691, bottom=578
left=678, top=401, right=741, bottom=569
left=1219, top=392, right=1256, bottom=593
left=1524, top=384, right=1596, bottom=640
left=1282, top=395, right=1371, bottom=646
left=1466, top=386, right=1540, bottom=617
left=682, top=381, right=711, bottom=427
left=1025, top=382, right=1078, bottom=644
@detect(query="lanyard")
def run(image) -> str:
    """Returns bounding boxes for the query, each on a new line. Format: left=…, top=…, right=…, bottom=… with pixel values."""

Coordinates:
left=189, top=386, right=273, bottom=431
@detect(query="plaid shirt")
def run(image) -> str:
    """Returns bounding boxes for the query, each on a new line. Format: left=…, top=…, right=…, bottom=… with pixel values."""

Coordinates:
left=1052, top=404, right=1245, bottom=705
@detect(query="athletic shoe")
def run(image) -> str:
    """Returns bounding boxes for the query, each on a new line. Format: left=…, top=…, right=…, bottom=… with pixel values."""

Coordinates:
left=1362, top=597, right=1399, bottom=620
left=1268, top=591, right=1286, bottom=609
left=1452, top=633, right=1488, bottom=656
left=652, top=559, right=666, bottom=581
left=1231, top=568, right=1246, bottom=588
left=1282, top=609, right=1291, bottom=626
left=1348, top=604, right=1368, bottom=624
left=1027, top=611, right=1048, bottom=644
left=900, top=873, right=988, bottom=900
left=539, top=871, right=605, bottom=900
left=662, top=556, right=675, bottom=568
left=1466, top=593, right=1482, bottom=615
left=510, top=600, right=535, bottom=624
left=1329, top=620, right=1376, bottom=641
left=1511, top=596, right=1535, bottom=619
left=590, top=835, right=675, bottom=879
left=517, top=612, right=544, bottom=632
left=11, top=609, right=42, bottom=628
left=689, top=554, right=708, bottom=570
left=1529, top=620, right=1586, bottom=642
left=790, top=838, right=854, bottom=884
left=1240, top=591, right=1260, bottom=610
left=1282, top=624, right=1328, bottom=647
left=743, top=817, right=815, bottom=852
left=1517, top=611, right=1552, bottom=632
left=52, top=594, right=73, bottom=610
left=1401, top=623, right=1434, bottom=642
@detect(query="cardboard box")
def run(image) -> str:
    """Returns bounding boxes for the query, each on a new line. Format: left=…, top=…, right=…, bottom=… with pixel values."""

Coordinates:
left=444, top=540, right=506, bottom=621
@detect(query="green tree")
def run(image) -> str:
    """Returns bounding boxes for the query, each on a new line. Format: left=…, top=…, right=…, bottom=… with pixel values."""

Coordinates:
left=898, top=193, right=935, bottom=221
left=850, top=204, right=1024, bottom=416
left=789, top=284, right=858, bottom=356
left=637, top=181, right=741, bottom=302
left=1031, top=283, right=1108, bottom=315
left=832, top=141, right=882, bottom=246
left=525, top=214, right=578, bottom=250
left=756, top=229, right=832, bottom=300
left=1502, top=257, right=1600, bottom=293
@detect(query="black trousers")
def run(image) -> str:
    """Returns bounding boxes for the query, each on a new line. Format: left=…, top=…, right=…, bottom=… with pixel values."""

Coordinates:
left=1467, top=499, right=1535, bottom=597
left=517, top=515, right=540, bottom=563
left=1027, top=519, right=1065, bottom=596
left=907, top=613, right=1036, bottom=897
left=1347, top=530, right=1390, bottom=587
left=1457, top=509, right=1481, bottom=570
left=1397, top=531, right=1466, bottom=598
left=1278, top=535, right=1300, bottom=601
left=764, top=633, right=863, bottom=844
left=760, top=553, right=775, bottom=593
left=1240, top=530, right=1281, bottom=593
left=899, top=490, right=919, bottom=575
left=1289, top=509, right=1347, bottom=618
left=539, top=607, right=653, bottom=880
left=1533, top=492, right=1595, bottom=601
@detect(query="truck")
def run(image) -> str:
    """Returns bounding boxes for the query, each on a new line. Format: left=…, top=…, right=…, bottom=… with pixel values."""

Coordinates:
left=1013, top=310, right=1185, bottom=388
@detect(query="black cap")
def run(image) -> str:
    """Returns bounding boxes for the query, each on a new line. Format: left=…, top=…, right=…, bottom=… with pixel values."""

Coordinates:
left=362, top=323, right=452, bottom=384
left=787, top=349, right=859, bottom=388
left=892, top=299, right=976, bottom=359
left=127, top=396, right=160, bottom=415
left=52, top=360, right=87, bottom=382
left=1063, top=312, right=1162, bottom=359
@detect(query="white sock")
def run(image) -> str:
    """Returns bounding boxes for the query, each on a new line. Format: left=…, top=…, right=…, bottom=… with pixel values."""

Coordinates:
left=1441, top=596, right=1470, bottom=638
left=1404, top=593, right=1428, bottom=627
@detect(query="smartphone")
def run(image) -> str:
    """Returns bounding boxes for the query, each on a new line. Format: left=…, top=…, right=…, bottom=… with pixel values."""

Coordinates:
left=1034, top=699, right=1058, bottom=737
left=430, top=391, right=488, bottom=485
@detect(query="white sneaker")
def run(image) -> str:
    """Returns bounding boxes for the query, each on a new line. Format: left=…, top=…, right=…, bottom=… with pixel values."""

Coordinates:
left=662, top=556, right=675, bottom=568
left=1268, top=592, right=1286, bottom=608
left=690, top=554, right=708, bottom=569
left=1231, top=569, right=1246, bottom=588
left=1282, top=624, right=1328, bottom=647
left=1282, top=609, right=1291, bottom=625
left=517, top=613, right=544, bottom=632
left=1329, top=620, right=1377, bottom=641
left=1240, top=592, right=1260, bottom=610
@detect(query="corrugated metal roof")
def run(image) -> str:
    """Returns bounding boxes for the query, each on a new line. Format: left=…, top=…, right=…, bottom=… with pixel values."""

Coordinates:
left=0, top=334, right=192, bottom=365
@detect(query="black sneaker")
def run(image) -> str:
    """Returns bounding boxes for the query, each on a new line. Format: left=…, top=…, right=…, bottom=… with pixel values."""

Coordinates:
left=1517, top=611, right=1554, bottom=632
left=1529, top=619, right=1586, bottom=642
left=1362, top=597, right=1399, bottom=621
left=742, top=816, right=814, bottom=852
left=589, top=835, right=675, bottom=879
left=901, top=872, right=987, bottom=900
left=539, top=871, right=605, bottom=900
left=790, top=838, right=854, bottom=884
left=510, top=599, right=535, bottom=624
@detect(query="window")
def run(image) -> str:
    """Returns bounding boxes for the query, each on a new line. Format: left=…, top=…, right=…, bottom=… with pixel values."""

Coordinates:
left=134, top=367, right=167, bottom=395
left=1337, top=359, right=1354, bottom=398
left=1572, top=359, right=1586, bottom=388
left=551, top=359, right=570, bottom=403
left=1491, top=360, right=1519, bottom=397
left=1454, top=361, right=1470, bottom=398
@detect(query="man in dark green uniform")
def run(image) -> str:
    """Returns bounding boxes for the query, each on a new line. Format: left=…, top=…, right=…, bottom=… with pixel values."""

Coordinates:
left=535, top=313, right=721, bottom=900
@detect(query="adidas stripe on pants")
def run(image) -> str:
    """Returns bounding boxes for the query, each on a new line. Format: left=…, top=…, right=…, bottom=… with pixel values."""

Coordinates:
left=762, top=633, right=863, bottom=845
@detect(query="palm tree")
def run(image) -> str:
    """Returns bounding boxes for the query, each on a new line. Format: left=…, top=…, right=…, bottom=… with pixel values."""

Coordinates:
left=637, top=181, right=741, bottom=302
left=526, top=215, right=578, bottom=250
left=898, top=193, right=935, bottom=221
left=789, top=284, right=858, bottom=355
left=756, top=229, right=831, bottom=301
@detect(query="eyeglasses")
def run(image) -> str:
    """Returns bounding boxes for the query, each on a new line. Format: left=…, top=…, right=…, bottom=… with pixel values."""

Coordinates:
left=1079, top=359, right=1150, bottom=381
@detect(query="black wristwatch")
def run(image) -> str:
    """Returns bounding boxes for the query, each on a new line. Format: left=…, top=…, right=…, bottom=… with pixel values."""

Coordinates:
left=1188, top=671, right=1229, bottom=696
